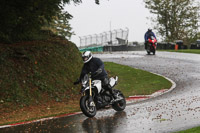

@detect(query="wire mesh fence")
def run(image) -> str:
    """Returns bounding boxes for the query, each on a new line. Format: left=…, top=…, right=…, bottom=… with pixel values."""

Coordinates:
left=79, top=28, right=129, bottom=48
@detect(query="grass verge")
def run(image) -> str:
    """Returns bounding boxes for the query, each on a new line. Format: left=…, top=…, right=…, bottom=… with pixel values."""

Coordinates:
left=0, top=62, right=172, bottom=126
left=159, top=49, right=200, bottom=54
left=175, top=126, right=200, bottom=133
left=104, top=62, right=172, bottom=97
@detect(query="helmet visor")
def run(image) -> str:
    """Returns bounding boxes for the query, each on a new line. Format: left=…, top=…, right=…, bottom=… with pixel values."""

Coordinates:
left=82, top=56, right=89, bottom=62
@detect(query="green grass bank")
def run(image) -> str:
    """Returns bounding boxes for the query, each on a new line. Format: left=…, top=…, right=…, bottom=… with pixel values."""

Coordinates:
left=0, top=37, right=82, bottom=108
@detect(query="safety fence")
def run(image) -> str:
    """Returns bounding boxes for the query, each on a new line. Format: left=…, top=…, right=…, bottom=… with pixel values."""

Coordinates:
left=79, top=28, right=129, bottom=48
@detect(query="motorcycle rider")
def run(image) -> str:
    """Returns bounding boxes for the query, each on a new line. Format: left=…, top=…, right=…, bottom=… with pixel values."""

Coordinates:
left=74, top=51, right=117, bottom=100
left=144, top=28, right=157, bottom=49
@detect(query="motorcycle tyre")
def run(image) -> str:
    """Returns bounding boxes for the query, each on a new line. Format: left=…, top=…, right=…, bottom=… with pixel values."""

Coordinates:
left=112, top=91, right=126, bottom=111
left=153, top=48, right=156, bottom=55
left=80, top=95, right=96, bottom=118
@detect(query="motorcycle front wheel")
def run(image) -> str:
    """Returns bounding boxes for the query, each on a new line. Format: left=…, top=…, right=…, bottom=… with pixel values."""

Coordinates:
left=146, top=43, right=151, bottom=55
left=80, top=95, right=97, bottom=118
left=112, top=90, right=126, bottom=111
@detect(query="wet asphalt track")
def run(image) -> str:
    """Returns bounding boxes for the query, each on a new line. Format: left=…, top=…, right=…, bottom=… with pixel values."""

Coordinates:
left=1, top=51, right=200, bottom=133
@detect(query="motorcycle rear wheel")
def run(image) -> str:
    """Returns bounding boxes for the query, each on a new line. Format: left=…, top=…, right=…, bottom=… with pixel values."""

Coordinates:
left=112, top=90, right=126, bottom=111
left=80, top=95, right=97, bottom=118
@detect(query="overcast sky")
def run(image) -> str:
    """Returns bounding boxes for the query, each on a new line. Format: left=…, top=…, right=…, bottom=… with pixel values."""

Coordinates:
left=65, top=0, right=152, bottom=47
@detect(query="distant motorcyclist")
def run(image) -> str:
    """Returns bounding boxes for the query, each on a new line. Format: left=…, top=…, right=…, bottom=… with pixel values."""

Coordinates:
left=74, top=51, right=117, bottom=99
left=144, top=28, right=157, bottom=49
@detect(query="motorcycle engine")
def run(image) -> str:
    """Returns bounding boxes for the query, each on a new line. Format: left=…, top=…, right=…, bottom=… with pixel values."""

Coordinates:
left=104, top=95, right=111, bottom=102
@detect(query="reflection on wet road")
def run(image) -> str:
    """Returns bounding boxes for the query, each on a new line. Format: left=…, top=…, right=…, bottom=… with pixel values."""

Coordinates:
left=82, top=111, right=127, bottom=133
left=1, top=51, right=200, bottom=133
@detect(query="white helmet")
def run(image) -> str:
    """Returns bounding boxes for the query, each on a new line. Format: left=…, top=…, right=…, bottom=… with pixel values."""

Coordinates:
left=82, top=51, right=92, bottom=63
left=148, top=28, right=152, bottom=32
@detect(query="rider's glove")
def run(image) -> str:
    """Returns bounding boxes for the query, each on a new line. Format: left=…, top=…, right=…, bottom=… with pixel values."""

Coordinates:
left=79, top=88, right=84, bottom=94
left=73, top=78, right=80, bottom=85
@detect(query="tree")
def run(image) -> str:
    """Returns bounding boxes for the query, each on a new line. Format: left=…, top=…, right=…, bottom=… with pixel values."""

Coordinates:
left=0, top=0, right=99, bottom=43
left=144, top=0, right=200, bottom=44
left=43, top=10, right=74, bottom=39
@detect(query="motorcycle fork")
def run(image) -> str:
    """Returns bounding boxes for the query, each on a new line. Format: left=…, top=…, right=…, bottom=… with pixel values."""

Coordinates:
left=89, top=78, right=92, bottom=96
left=89, top=78, right=95, bottom=106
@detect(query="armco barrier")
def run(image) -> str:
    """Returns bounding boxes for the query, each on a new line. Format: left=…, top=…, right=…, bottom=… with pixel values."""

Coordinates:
left=79, top=46, right=103, bottom=52
left=103, top=45, right=144, bottom=52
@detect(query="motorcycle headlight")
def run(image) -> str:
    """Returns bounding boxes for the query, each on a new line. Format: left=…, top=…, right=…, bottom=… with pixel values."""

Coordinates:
left=82, top=81, right=88, bottom=88
left=82, top=84, right=86, bottom=88
left=82, top=80, right=87, bottom=85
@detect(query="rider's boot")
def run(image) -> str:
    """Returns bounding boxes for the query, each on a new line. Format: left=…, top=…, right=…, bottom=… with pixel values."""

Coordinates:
left=109, top=88, right=118, bottom=100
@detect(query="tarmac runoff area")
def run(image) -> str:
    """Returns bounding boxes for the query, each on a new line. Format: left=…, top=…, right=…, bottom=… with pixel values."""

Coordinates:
left=0, top=72, right=176, bottom=129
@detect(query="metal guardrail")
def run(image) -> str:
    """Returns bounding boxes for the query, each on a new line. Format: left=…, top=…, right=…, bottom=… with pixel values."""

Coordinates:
left=79, top=46, right=103, bottom=52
